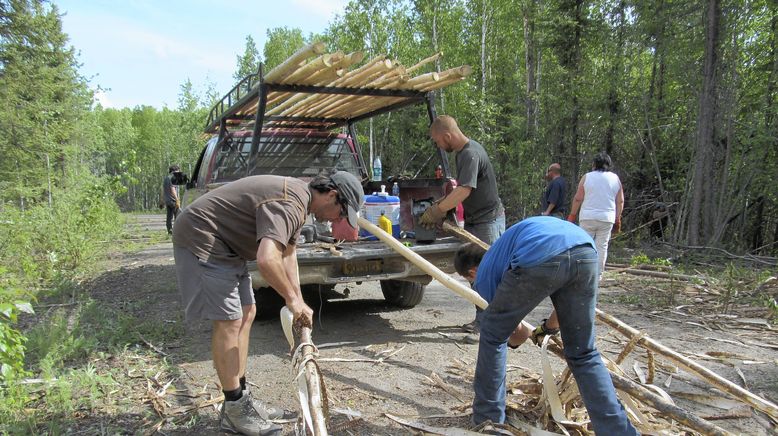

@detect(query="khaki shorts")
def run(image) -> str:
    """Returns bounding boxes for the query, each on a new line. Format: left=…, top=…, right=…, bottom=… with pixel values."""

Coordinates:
left=173, top=246, right=254, bottom=321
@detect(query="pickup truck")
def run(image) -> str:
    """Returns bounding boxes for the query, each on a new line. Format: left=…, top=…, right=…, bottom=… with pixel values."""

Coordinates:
left=182, top=53, right=468, bottom=315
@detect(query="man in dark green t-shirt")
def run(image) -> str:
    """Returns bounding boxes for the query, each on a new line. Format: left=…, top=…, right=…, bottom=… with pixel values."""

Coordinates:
left=420, top=115, right=505, bottom=336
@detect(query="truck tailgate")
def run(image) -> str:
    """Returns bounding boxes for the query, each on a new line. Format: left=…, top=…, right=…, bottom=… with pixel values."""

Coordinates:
left=248, top=237, right=462, bottom=288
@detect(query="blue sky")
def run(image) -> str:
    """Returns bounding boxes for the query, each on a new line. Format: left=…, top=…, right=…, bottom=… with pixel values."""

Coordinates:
left=56, top=0, right=348, bottom=109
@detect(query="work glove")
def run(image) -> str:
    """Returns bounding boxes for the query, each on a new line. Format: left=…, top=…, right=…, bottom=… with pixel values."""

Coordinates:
left=419, top=203, right=446, bottom=229
left=531, top=319, right=560, bottom=346
left=612, top=218, right=621, bottom=235
left=175, top=200, right=181, bottom=209
left=566, top=214, right=577, bottom=223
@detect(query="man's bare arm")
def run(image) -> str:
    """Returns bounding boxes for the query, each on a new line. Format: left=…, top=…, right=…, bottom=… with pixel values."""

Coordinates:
left=438, top=185, right=472, bottom=213
left=256, top=238, right=312, bottom=322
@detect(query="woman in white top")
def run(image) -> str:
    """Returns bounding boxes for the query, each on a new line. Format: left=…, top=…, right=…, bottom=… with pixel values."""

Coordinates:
left=568, top=152, right=624, bottom=277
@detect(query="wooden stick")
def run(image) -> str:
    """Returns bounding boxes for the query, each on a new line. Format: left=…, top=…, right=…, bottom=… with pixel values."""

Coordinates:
left=442, top=222, right=488, bottom=250
left=300, top=326, right=328, bottom=435
left=546, top=343, right=732, bottom=435
left=314, top=71, right=408, bottom=118
left=278, top=57, right=391, bottom=117
left=595, top=308, right=778, bottom=419
left=264, top=52, right=344, bottom=109
left=406, top=52, right=442, bottom=74
left=418, top=75, right=470, bottom=92
left=608, top=369, right=732, bottom=436
left=264, top=41, right=327, bottom=83
left=358, top=218, right=533, bottom=334
left=403, top=71, right=440, bottom=89
left=284, top=52, right=342, bottom=84
left=297, top=62, right=399, bottom=117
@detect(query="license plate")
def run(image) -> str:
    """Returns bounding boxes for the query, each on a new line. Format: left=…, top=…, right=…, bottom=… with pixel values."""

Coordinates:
left=342, top=260, right=383, bottom=276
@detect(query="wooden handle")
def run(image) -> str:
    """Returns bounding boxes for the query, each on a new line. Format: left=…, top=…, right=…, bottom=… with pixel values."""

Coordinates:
left=441, top=221, right=489, bottom=250
left=357, top=217, right=534, bottom=332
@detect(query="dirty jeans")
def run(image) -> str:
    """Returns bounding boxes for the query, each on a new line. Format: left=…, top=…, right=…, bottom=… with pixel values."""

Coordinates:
left=465, top=214, right=506, bottom=327
left=473, top=245, right=637, bottom=435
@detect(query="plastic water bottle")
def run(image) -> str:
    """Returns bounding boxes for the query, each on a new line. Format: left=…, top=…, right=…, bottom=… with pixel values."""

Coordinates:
left=391, top=182, right=399, bottom=196
left=372, top=156, right=382, bottom=181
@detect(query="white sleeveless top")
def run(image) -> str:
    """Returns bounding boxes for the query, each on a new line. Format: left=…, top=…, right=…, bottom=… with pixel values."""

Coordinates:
left=580, top=171, right=621, bottom=223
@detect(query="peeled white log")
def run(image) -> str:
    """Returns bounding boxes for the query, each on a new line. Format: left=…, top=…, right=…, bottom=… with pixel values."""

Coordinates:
left=358, top=217, right=534, bottom=339
left=406, top=52, right=442, bottom=74
left=264, top=41, right=327, bottom=83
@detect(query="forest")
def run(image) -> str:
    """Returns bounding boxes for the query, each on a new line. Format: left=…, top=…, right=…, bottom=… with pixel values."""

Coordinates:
left=0, top=0, right=776, bottom=405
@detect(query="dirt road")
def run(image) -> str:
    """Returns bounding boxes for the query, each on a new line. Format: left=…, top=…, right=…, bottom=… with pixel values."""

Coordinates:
left=108, top=214, right=777, bottom=435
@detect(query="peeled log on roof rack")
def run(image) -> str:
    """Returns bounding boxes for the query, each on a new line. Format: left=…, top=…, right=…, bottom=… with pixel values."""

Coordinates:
left=264, top=52, right=344, bottom=108
left=273, top=56, right=391, bottom=117
left=264, top=41, right=327, bottom=83
left=406, top=52, right=442, bottom=74
left=295, top=66, right=402, bottom=118
left=310, top=68, right=408, bottom=118
left=284, top=52, right=343, bottom=85
left=403, top=71, right=440, bottom=89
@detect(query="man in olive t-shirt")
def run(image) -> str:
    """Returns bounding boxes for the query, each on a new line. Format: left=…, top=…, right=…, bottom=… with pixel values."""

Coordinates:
left=420, top=115, right=505, bottom=338
left=172, top=171, right=364, bottom=435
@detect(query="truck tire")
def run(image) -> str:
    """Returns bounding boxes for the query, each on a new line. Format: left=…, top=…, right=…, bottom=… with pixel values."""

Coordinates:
left=380, top=280, right=425, bottom=308
left=254, top=287, right=285, bottom=319
left=254, top=284, right=334, bottom=320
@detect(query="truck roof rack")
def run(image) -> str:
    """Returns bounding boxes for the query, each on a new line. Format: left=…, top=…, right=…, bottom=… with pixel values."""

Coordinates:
left=204, top=44, right=472, bottom=134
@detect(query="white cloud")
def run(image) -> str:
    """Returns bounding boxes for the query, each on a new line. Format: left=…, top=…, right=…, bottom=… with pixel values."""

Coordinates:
left=113, top=23, right=233, bottom=73
left=93, top=89, right=113, bottom=108
left=291, top=0, right=347, bottom=21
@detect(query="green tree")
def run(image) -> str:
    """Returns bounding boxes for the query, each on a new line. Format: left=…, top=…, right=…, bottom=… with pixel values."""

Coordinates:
left=0, top=0, right=93, bottom=206
left=263, top=27, right=305, bottom=71
left=233, top=35, right=260, bottom=81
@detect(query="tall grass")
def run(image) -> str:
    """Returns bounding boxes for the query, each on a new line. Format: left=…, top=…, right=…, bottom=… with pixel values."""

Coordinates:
left=0, top=174, right=124, bottom=382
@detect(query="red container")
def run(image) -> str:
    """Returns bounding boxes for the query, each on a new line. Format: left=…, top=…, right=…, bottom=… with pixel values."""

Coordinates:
left=332, top=218, right=358, bottom=241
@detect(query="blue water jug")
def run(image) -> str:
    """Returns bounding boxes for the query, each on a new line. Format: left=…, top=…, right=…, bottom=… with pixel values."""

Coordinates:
left=359, top=185, right=400, bottom=239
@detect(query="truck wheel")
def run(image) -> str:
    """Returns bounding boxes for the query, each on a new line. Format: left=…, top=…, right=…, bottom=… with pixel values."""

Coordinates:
left=254, top=287, right=285, bottom=320
left=254, top=285, right=334, bottom=320
left=380, top=280, right=425, bottom=308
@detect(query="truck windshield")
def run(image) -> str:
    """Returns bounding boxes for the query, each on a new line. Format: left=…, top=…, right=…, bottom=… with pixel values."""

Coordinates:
left=211, top=133, right=361, bottom=181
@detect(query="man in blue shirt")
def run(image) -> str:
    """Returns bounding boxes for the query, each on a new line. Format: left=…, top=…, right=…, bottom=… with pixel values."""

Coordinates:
left=540, top=163, right=567, bottom=218
left=454, top=216, right=637, bottom=435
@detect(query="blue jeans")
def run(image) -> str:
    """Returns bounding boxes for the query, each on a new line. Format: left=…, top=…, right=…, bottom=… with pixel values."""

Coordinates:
left=466, top=214, right=506, bottom=324
left=473, top=245, right=637, bottom=435
left=465, top=213, right=506, bottom=245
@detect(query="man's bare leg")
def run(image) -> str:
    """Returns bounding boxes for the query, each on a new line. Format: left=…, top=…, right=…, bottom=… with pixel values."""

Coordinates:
left=212, top=318, right=242, bottom=391
left=238, top=304, right=256, bottom=380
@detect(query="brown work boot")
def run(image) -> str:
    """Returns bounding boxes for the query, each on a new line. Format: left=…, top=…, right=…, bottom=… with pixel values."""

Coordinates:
left=220, top=393, right=282, bottom=435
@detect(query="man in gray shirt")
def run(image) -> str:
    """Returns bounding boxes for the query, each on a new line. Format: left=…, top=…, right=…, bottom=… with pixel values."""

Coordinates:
left=420, top=115, right=505, bottom=334
left=163, top=165, right=181, bottom=235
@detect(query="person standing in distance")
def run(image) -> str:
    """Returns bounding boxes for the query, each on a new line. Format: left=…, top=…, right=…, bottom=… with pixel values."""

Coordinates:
left=568, top=152, right=624, bottom=278
left=420, top=115, right=505, bottom=335
left=540, top=163, right=567, bottom=218
left=172, top=171, right=364, bottom=435
left=163, top=165, right=181, bottom=235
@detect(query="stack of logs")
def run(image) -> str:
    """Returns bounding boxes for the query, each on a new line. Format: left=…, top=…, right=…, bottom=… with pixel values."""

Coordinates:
left=238, top=42, right=472, bottom=125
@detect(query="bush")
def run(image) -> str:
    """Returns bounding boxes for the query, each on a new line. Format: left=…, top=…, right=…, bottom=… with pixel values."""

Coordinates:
left=0, top=175, right=123, bottom=382
left=0, top=275, right=33, bottom=380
